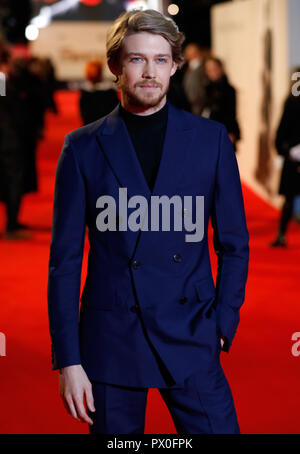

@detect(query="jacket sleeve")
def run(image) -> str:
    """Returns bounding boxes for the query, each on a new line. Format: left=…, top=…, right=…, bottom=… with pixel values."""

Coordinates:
left=210, top=124, right=249, bottom=353
left=47, top=134, right=86, bottom=370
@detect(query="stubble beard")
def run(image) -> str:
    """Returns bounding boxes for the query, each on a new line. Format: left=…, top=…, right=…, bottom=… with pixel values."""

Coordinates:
left=121, top=80, right=170, bottom=109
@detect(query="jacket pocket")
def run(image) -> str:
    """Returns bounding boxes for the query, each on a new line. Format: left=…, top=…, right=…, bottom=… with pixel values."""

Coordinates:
left=194, top=276, right=216, bottom=318
left=194, top=277, right=218, bottom=323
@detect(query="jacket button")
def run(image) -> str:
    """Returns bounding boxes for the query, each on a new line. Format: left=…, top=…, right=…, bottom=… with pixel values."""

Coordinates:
left=130, top=305, right=140, bottom=313
left=179, top=297, right=188, bottom=304
left=173, top=253, right=182, bottom=263
left=132, top=260, right=141, bottom=270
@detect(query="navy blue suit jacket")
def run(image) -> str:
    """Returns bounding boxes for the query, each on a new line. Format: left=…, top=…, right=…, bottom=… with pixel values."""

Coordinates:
left=47, top=102, right=249, bottom=387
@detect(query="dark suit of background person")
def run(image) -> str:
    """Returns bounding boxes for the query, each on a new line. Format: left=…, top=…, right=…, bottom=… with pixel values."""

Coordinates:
left=182, top=43, right=208, bottom=115
left=167, top=67, right=191, bottom=112
left=79, top=84, right=119, bottom=125
left=0, top=54, right=34, bottom=239
left=47, top=98, right=249, bottom=433
left=79, top=61, right=119, bottom=126
left=270, top=90, right=300, bottom=247
left=200, top=67, right=241, bottom=152
left=0, top=63, right=24, bottom=237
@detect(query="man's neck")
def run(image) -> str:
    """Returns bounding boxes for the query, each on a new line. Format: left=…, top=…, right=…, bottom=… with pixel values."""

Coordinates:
left=120, top=96, right=167, bottom=116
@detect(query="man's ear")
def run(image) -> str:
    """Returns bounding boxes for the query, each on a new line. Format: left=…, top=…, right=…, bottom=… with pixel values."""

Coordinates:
left=170, top=61, right=178, bottom=77
left=108, top=61, right=120, bottom=78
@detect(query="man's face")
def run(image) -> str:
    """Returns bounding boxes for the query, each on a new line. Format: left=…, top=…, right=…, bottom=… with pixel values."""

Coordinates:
left=205, top=60, right=223, bottom=82
left=184, top=44, right=202, bottom=62
left=113, top=32, right=178, bottom=113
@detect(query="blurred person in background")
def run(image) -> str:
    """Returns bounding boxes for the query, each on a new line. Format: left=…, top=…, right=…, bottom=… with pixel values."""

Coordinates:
left=13, top=56, right=56, bottom=199
left=79, top=60, right=119, bottom=125
left=11, top=57, right=42, bottom=200
left=167, top=64, right=191, bottom=112
left=200, top=57, right=241, bottom=152
left=182, top=42, right=208, bottom=115
left=270, top=69, right=300, bottom=247
left=0, top=47, right=31, bottom=239
left=0, top=50, right=56, bottom=239
left=27, top=56, right=50, bottom=139
left=43, top=57, right=59, bottom=115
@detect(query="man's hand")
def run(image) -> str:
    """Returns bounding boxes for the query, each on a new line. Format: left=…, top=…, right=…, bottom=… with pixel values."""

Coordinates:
left=59, top=364, right=95, bottom=424
left=220, top=335, right=228, bottom=349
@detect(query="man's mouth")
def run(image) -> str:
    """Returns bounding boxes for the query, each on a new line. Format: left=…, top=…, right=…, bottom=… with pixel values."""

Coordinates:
left=138, top=84, right=160, bottom=89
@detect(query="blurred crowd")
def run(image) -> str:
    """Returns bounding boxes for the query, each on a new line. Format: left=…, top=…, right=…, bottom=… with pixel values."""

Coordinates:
left=0, top=42, right=58, bottom=240
left=178, top=43, right=241, bottom=150
left=77, top=43, right=300, bottom=248
left=78, top=43, right=242, bottom=152
left=1, top=39, right=299, bottom=246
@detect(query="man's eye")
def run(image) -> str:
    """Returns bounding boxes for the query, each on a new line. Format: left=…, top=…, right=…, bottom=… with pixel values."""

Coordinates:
left=157, top=58, right=167, bottom=63
left=130, top=57, right=143, bottom=62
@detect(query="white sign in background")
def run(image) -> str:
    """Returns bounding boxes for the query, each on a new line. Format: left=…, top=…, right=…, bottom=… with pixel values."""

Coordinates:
left=30, top=21, right=113, bottom=80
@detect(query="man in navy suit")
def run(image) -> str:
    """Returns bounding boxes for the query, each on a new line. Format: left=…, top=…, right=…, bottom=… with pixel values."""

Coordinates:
left=47, top=9, right=249, bottom=434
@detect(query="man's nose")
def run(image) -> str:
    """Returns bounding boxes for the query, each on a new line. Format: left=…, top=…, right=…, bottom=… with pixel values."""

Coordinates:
left=142, top=61, right=156, bottom=78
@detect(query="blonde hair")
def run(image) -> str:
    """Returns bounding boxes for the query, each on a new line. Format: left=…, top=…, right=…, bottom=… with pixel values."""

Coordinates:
left=106, top=9, right=185, bottom=72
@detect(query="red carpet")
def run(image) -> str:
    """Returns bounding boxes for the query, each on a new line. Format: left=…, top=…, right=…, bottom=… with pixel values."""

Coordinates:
left=0, top=91, right=300, bottom=434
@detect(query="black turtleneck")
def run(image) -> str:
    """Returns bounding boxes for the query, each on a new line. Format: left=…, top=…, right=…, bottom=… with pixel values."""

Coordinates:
left=119, top=101, right=168, bottom=193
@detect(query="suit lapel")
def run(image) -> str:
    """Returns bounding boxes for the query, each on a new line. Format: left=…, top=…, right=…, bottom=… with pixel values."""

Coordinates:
left=96, top=102, right=195, bottom=201
left=151, top=102, right=195, bottom=198
left=96, top=105, right=151, bottom=203
left=96, top=102, right=195, bottom=255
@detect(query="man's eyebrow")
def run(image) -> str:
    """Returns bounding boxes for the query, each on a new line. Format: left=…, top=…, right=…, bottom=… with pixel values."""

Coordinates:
left=125, top=52, right=171, bottom=58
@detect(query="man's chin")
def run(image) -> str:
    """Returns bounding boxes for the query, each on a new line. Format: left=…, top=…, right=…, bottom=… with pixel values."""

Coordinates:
left=126, top=91, right=166, bottom=109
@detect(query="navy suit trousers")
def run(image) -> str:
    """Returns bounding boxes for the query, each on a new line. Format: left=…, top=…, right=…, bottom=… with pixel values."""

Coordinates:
left=87, top=360, right=240, bottom=434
